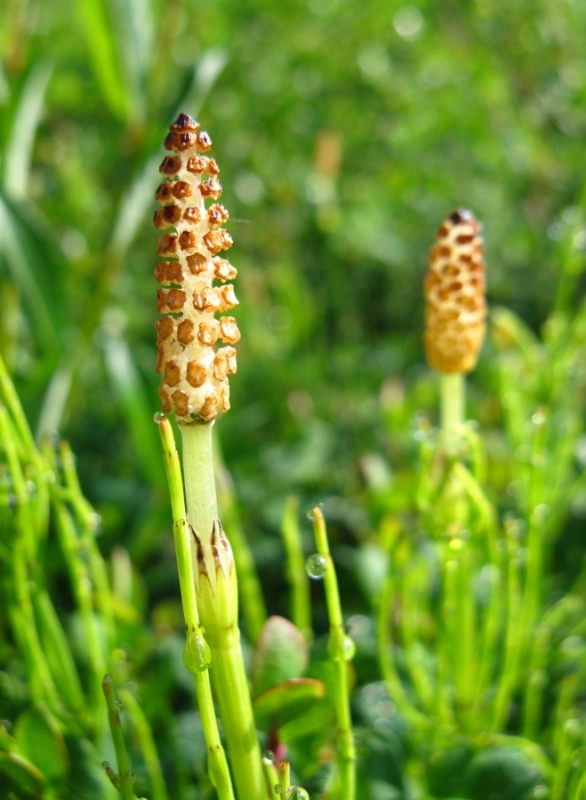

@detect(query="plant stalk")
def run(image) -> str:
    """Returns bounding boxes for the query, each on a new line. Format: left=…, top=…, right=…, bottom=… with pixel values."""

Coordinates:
left=102, top=674, right=134, bottom=800
left=440, top=372, right=465, bottom=455
left=312, top=508, right=356, bottom=800
left=179, top=421, right=265, bottom=800
left=158, top=417, right=235, bottom=800
left=281, top=496, right=312, bottom=642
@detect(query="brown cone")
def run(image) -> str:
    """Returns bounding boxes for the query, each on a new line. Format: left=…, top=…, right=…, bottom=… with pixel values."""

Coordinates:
left=423, top=209, right=487, bottom=374
left=155, top=114, right=239, bottom=423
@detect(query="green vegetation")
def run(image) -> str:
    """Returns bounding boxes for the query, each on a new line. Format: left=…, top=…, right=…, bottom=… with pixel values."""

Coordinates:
left=2, top=1, right=586, bottom=799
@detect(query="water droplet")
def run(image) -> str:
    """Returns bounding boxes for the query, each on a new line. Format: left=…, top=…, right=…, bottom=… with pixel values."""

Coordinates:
left=535, top=504, right=550, bottom=520
left=89, top=512, right=101, bottom=531
left=262, top=750, right=275, bottom=763
left=115, top=699, right=123, bottom=710
left=532, top=410, right=546, bottom=426
left=102, top=761, right=110, bottom=769
left=154, top=412, right=165, bottom=424
left=274, top=784, right=282, bottom=795
left=287, top=789, right=309, bottom=800
left=306, top=553, right=327, bottom=579
left=343, top=636, right=356, bottom=661
left=306, top=509, right=314, bottom=521
left=127, top=769, right=135, bottom=779
left=183, top=633, right=212, bottom=673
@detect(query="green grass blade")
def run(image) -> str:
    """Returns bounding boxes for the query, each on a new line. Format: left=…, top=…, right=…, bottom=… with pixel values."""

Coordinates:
left=73, top=0, right=129, bottom=120
left=0, top=195, right=62, bottom=354
left=108, top=153, right=161, bottom=257
left=3, top=61, right=52, bottom=200
left=109, top=0, right=154, bottom=121
left=103, top=330, right=165, bottom=488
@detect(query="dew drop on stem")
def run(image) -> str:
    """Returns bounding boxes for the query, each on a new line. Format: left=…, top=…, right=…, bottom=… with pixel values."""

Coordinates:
left=343, top=635, right=356, bottom=661
left=154, top=412, right=166, bottom=424
left=306, top=553, right=327, bottom=579
left=287, top=789, right=309, bottom=800
left=183, top=633, right=212, bottom=673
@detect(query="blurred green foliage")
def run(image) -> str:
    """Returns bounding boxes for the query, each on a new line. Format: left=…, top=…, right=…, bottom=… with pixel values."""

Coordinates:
left=1, top=0, right=586, bottom=549
left=2, top=0, right=586, bottom=798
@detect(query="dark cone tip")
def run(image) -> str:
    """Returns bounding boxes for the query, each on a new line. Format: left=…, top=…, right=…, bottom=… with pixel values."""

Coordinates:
left=170, top=113, right=199, bottom=132
left=449, top=208, right=475, bottom=225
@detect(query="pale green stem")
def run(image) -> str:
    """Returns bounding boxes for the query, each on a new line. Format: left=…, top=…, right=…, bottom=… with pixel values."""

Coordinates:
left=552, top=674, right=583, bottom=755
left=262, top=757, right=278, bottom=797
left=54, top=501, right=106, bottom=721
left=181, top=422, right=218, bottom=545
left=455, top=542, right=476, bottom=730
left=158, top=417, right=235, bottom=800
left=0, top=405, right=36, bottom=560
left=516, top=412, right=548, bottom=671
left=102, top=674, right=134, bottom=800
left=281, top=496, right=312, bottom=642
left=522, top=624, right=550, bottom=740
left=210, top=645, right=264, bottom=799
left=119, top=688, right=169, bottom=800
left=453, top=463, right=502, bottom=727
left=493, top=416, right=548, bottom=734
left=376, top=563, right=427, bottom=729
left=0, top=351, right=35, bottom=449
left=491, top=529, right=522, bottom=732
left=59, top=440, right=116, bottom=653
left=400, top=563, right=434, bottom=713
left=570, top=771, right=586, bottom=800
left=0, top=407, right=60, bottom=716
left=440, top=372, right=465, bottom=455
left=167, top=419, right=264, bottom=799
left=312, top=508, right=355, bottom=800
left=34, top=589, right=86, bottom=723
left=552, top=717, right=580, bottom=800
left=0, top=353, right=49, bottom=535
left=442, top=552, right=459, bottom=720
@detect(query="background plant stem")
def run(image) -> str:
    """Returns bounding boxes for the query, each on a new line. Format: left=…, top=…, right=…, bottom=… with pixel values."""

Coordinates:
left=281, top=496, right=312, bottom=643
left=102, top=674, right=134, bottom=800
left=312, top=507, right=356, bottom=800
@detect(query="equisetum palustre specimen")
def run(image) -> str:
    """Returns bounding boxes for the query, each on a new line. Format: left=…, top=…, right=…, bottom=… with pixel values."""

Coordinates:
left=153, top=113, right=265, bottom=800
left=154, top=112, right=240, bottom=423
left=424, top=208, right=487, bottom=374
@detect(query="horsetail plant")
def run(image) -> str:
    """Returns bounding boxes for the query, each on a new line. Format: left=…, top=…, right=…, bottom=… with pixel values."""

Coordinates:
left=153, top=114, right=343, bottom=800
left=154, top=113, right=263, bottom=800
left=424, top=209, right=487, bottom=450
